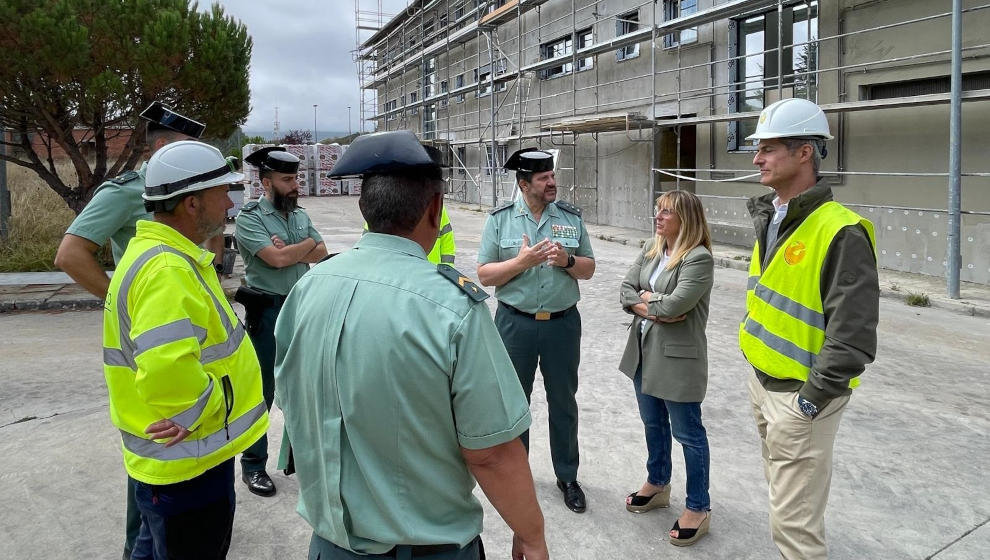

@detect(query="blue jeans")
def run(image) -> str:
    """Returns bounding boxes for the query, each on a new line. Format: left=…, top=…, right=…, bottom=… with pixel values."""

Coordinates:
left=633, top=368, right=711, bottom=512
left=131, top=459, right=236, bottom=560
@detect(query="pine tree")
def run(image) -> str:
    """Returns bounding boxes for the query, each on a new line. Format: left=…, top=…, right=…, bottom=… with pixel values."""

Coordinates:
left=0, top=0, right=252, bottom=213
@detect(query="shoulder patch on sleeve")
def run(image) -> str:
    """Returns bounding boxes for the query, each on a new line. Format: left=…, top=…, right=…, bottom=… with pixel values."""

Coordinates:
left=437, top=265, right=489, bottom=302
left=556, top=200, right=582, bottom=216
left=109, top=170, right=140, bottom=185
left=240, top=200, right=260, bottom=212
left=490, top=201, right=514, bottom=215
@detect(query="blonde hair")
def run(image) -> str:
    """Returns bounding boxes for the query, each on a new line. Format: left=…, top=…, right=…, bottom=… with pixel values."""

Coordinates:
left=645, top=190, right=713, bottom=269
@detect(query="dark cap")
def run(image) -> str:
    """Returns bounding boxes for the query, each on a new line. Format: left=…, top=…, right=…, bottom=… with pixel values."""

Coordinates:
left=139, top=101, right=206, bottom=138
left=504, top=148, right=553, bottom=173
left=329, top=130, right=444, bottom=180
left=244, top=146, right=300, bottom=174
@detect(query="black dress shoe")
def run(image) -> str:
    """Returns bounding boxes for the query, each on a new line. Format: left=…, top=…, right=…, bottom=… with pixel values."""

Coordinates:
left=556, top=479, right=587, bottom=513
left=242, top=470, right=276, bottom=497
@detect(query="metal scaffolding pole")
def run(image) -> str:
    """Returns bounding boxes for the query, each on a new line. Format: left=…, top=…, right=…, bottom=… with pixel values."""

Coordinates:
left=947, top=0, right=963, bottom=298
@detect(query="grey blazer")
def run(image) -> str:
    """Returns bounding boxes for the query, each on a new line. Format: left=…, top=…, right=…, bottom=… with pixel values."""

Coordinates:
left=618, top=243, right=714, bottom=403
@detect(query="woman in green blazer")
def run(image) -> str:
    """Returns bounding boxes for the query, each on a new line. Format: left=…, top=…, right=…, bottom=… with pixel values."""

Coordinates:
left=618, top=190, right=714, bottom=547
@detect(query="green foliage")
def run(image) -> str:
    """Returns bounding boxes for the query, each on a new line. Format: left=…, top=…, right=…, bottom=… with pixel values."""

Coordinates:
left=906, top=292, right=931, bottom=307
left=0, top=0, right=253, bottom=214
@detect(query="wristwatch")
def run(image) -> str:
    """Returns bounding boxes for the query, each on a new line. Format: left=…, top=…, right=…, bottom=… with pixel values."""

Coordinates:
left=797, top=395, right=819, bottom=419
left=564, top=255, right=576, bottom=269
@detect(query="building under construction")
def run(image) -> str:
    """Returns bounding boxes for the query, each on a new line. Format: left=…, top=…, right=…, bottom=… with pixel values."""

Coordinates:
left=355, top=0, right=990, bottom=285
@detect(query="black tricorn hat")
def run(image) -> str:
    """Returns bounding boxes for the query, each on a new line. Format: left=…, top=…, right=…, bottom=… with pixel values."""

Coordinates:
left=504, top=148, right=554, bottom=173
left=139, top=101, right=206, bottom=138
left=329, top=130, right=444, bottom=180
left=244, top=146, right=300, bottom=174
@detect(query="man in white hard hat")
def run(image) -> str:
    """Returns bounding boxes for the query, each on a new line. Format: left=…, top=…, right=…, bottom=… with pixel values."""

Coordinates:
left=103, top=140, right=268, bottom=559
left=739, top=98, right=879, bottom=560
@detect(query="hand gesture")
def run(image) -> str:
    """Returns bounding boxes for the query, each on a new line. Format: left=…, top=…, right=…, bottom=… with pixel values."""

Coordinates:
left=516, top=234, right=552, bottom=269
left=145, top=419, right=191, bottom=448
left=546, top=241, right=569, bottom=268
left=630, top=303, right=657, bottom=321
left=270, top=234, right=286, bottom=249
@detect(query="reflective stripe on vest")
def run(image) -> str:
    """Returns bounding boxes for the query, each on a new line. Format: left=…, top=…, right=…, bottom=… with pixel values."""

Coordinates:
left=739, top=201, right=875, bottom=386
left=105, top=244, right=257, bottom=457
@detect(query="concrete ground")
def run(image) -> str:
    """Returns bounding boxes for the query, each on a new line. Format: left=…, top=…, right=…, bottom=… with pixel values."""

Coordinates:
left=1, top=196, right=988, bottom=559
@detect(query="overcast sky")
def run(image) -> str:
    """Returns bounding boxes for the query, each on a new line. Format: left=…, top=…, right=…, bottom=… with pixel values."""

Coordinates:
left=213, top=1, right=410, bottom=138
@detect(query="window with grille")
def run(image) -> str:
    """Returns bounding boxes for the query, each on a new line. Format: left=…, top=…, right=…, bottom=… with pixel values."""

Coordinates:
left=540, top=28, right=593, bottom=79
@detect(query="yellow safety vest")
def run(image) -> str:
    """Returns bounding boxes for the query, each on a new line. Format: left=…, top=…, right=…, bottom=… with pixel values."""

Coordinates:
left=363, top=206, right=456, bottom=265
left=738, top=201, right=875, bottom=387
left=103, top=220, right=268, bottom=485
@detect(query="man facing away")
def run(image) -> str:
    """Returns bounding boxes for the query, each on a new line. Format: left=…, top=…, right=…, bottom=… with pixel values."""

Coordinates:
left=102, top=140, right=268, bottom=559
left=740, top=97, right=879, bottom=560
left=274, top=130, right=548, bottom=560
left=55, top=102, right=215, bottom=560
left=233, top=146, right=327, bottom=497
left=476, top=148, right=596, bottom=514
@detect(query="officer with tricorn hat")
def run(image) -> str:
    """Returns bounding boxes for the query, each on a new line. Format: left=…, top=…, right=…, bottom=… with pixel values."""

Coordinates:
left=233, top=145, right=326, bottom=498
left=274, top=130, right=549, bottom=559
left=477, top=146, right=597, bottom=514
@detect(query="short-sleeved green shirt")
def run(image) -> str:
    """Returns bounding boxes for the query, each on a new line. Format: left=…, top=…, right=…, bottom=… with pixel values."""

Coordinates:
left=65, top=164, right=150, bottom=264
left=273, top=233, right=531, bottom=554
left=477, top=199, right=595, bottom=313
left=234, top=196, right=323, bottom=295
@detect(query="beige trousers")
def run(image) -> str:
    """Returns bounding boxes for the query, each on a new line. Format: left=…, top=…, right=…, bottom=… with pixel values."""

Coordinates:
left=748, top=373, right=850, bottom=560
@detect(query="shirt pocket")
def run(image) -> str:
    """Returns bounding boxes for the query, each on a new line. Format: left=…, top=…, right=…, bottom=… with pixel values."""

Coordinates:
left=499, top=238, right=522, bottom=260
left=553, top=238, right=580, bottom=253
left=663, top=343, right=698, bottom=359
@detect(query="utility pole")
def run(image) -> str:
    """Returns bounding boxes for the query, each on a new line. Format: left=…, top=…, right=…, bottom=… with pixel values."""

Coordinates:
left=947, top=0, right=962, bottom=298
left=348, top=106, right=352, bottom=136
left=313, top=104, right=319, bottom=144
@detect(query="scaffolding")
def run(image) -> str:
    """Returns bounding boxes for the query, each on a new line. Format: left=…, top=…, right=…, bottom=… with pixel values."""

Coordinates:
left=356, top=0, right=990, bottom=290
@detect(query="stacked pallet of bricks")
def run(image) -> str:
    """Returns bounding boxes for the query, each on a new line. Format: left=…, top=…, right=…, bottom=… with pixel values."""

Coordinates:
left=241, top=144, right=276, bottom=199
left=313, top=143, right=345, bottom=196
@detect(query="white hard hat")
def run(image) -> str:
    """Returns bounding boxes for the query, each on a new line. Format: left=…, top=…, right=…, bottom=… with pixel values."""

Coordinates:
left=143, top=140, right=244, bottom=202
left=746, top=98, right=833, bottom=141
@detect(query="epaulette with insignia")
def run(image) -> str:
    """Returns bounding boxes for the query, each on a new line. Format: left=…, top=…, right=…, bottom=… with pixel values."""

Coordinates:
left=109, top=170, right=140, bottom=185
left=437, top=265, right=489, bottom=302
left=240, top=200, right=260, bottom=212
left=490, top=201, right=514, bottom=215
left=556, top=200, right=582, bottom=216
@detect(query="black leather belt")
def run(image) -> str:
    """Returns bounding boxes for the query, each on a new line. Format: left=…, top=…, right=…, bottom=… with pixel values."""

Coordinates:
left=499, top=301, right=573, bottom=321
left=383, top=543, right=461, bottom=557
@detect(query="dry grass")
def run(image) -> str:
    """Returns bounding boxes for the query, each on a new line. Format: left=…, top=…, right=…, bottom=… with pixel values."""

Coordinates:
left=0, top=162, right=79, bottom=272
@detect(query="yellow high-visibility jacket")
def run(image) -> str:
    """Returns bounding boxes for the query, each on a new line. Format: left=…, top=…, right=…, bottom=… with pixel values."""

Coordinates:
left=739, top=201, right=875, bottom=387
left=364, top=206, right=456, bottom=266
left=103, top=220, right=268, bottom=485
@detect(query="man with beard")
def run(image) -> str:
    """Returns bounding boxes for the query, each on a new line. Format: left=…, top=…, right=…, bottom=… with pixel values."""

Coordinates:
left=233, top=146, right=327, bottom=497
left=103, top=140, right=268, bottom=558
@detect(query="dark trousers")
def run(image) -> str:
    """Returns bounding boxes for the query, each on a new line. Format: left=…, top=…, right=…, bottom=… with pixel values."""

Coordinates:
left=494, top=303, right=581, bottom=482
left=241, top=303, right=279, bottom=472
left=130, top=459, right=236, bottom=560
left=124, top=477, right=152, bottom=559
left=309, top=533, right=484, bottom=560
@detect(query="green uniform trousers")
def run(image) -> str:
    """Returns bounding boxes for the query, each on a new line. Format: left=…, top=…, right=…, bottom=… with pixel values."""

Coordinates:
left=494, top=303, right=581, bottom=482
left=241, top=302, right=279, bottom=472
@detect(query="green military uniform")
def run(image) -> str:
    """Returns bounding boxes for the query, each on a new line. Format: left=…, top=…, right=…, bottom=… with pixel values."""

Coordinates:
left=477, top=198, right=594, bottom=483
left=234, top=196, right=323, bottom=475
left=274, top=233, right=531, bottom=556
left=65, top=164, right=150, bottom=264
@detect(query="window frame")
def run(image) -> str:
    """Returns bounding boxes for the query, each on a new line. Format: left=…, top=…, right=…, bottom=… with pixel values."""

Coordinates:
left=615, top=10, right=640, bottom=62
left=662, top=0, right=698, bottom=49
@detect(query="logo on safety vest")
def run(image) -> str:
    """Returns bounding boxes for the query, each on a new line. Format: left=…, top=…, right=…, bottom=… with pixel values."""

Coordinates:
left=783, top=241, right=807, bottom=265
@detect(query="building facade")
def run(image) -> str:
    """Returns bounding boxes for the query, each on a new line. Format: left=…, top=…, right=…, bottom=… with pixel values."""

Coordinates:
left=358, top=0, right=990, bottom=284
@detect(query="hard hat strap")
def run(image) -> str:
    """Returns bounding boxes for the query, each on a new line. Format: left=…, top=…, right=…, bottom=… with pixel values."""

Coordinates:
left=146, top=157, right=240, bottom=198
